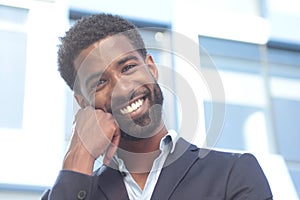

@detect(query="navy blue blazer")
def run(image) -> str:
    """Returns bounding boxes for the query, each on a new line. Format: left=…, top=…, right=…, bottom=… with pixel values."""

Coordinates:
left=42, top=138, right=273, bottom=200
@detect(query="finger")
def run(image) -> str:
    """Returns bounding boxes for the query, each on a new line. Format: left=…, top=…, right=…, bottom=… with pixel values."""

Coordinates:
left=103, top=143, right=118, bottom=165
left=103, top=128, right=121, bottom=165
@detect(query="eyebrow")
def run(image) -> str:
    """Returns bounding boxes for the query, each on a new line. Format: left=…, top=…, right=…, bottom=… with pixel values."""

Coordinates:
left=117, top=55, right=139, bottom=66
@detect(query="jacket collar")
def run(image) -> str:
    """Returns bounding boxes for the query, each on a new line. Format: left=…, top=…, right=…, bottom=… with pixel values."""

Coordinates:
left=150, top=137, right=199, bottom=200
left=97, top=166, right=129, bottom=200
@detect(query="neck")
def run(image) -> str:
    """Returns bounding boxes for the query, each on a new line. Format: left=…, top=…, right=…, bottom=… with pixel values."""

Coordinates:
left=117, top=121, right=168, bottom=173
left=118, top=121, right=168, bottom=153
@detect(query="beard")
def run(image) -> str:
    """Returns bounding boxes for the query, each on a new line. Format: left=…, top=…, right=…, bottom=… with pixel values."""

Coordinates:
left=112, top=82, right=164, bottom=141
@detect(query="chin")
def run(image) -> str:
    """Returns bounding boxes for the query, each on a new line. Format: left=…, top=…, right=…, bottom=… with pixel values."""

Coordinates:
left=118, top=105, right=162, bottom=141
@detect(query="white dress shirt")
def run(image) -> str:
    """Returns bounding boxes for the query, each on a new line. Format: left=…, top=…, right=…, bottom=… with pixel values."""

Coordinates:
left=113, top=130, right=178, bottom=200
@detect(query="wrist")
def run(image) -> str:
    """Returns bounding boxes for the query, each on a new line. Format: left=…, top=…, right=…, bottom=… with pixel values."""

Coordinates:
left=63, top=146, right=95, bottom=175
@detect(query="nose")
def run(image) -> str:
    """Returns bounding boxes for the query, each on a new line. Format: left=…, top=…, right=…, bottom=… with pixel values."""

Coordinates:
left=111, top=74, right=135, bottom=99
left=109, top=75, right=138, bottom=113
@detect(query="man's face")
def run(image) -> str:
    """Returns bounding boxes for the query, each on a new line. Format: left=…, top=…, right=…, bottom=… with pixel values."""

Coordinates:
left=74, top=35, right=164, bottom=140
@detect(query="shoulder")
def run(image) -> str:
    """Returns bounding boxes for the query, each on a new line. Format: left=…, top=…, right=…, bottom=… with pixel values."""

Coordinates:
left=177, top=138, right=264, bottom=174
left=175, top=137, right=243, bottom=164
left=180, top=140, right=272, bottom=198
left=178, top=137, right=257, bottom=163
left=200, top=149, right=257, bottom=164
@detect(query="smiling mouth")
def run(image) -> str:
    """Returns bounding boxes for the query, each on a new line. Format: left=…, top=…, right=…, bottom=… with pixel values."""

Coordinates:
left=120, top=98, right=144, bottom=115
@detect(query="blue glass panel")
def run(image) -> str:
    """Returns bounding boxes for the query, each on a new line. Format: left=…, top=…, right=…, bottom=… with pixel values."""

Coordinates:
left=199, top=36, right=261, bottom=61
left=267, top=45, right=300, bottom=67
left=199, top=36, right=262, bottom=74
left=0, top=5, right=28, bottom=129
left=204, top=101, right=261, bottom=150
left=272, top=98, right=300, bottom=162
left=0, top=30, right=27, bottom=129
left=289, top=168, right=300, bottom=198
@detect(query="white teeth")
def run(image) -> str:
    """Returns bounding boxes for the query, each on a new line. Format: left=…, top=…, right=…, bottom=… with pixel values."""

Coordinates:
left=120, top=98, right=144, bottom=115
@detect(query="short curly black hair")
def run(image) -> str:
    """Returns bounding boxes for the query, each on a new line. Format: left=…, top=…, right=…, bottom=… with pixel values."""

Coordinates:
left=58, top=13, right=147, bottom=90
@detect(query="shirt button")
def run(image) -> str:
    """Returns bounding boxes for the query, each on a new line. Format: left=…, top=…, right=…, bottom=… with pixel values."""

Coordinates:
left=77, top=190, right=87, bottom=200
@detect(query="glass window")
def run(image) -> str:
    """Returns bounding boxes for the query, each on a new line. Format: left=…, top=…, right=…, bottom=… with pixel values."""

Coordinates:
left=272, top=98, right=300, bottom=162
left=268, top=44, right=300, bottom=197
left=199, top=35, right=300, bottom=197
left=199, top=36, right=262, bottom=73
left=204, top=102, right=262, bottom=150
left=290, top=168, right=300, bottom=197
left=199, top=36, right=268, bottom=151
left=0, top=5, right=28, bottom=129
left=268, top=47, right=300, bottom=79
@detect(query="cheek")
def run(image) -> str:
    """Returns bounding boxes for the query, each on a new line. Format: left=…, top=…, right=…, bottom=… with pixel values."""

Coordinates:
left=92, top=92, right=111, bottom=110
left=132, top=69, right=156, bottom=85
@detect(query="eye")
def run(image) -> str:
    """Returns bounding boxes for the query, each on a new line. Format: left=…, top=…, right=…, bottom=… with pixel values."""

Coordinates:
left=95, top=79, right=107, bottom=87
left=122, top=64, right=137, bottom=73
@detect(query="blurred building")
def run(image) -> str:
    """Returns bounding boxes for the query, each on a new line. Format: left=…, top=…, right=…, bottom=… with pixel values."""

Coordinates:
left=0, top=0, right=299, bottom=199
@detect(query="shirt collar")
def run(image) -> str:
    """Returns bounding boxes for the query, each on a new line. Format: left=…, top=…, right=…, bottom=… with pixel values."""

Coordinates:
left=159, top=129, right=178, bottom=153
left=113, top=130, right=179, bottom=167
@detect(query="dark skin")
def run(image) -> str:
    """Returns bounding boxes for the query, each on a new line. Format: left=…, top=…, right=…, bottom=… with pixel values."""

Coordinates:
left=63, top=35, right=168, bottom=189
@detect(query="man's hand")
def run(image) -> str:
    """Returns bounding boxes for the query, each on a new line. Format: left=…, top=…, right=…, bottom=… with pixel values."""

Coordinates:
left=63, top=106, right=121, bottom=175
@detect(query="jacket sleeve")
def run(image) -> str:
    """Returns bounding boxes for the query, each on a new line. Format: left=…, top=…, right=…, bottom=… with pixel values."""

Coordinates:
left=226, top=153, right=273, bottom=200
left=41, top=170, right=95, bottom=200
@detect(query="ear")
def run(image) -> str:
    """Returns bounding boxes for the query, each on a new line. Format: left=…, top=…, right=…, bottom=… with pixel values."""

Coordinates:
left=74, top=94, right=88, bottom=108
left=145, top=54, right=158, bottom=80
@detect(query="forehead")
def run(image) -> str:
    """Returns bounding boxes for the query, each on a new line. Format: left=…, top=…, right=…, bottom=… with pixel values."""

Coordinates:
left=74, top=35, right=137, bottom=72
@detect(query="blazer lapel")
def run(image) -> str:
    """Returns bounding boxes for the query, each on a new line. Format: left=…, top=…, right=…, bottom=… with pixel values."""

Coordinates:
left=97, top=166, right=129, bottom=200
left=151, top=138, right=199, bottom=200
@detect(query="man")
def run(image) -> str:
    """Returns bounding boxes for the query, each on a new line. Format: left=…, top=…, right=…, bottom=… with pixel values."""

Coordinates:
left=42, top=13, right=273, bottom=200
